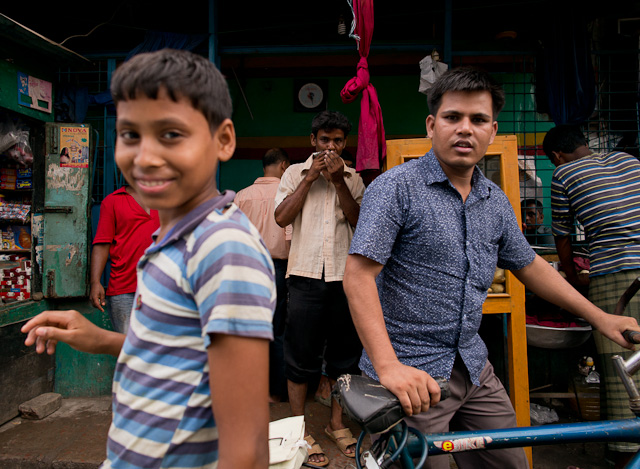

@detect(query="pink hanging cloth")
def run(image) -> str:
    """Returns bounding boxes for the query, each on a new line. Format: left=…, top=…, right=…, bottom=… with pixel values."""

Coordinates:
left=340, top=0, right=386, bottom=172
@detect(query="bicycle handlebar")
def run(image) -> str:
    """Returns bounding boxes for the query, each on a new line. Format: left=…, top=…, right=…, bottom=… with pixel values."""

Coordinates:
left=623, top=330, right=640, bottom=345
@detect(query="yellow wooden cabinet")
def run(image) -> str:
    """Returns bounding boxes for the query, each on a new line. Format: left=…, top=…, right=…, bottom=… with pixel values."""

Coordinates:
left=384, top=135, right=532, bottom=466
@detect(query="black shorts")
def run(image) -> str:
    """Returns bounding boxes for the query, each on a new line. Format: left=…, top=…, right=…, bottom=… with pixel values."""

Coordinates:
left=284, top=275, right=362, bottom=383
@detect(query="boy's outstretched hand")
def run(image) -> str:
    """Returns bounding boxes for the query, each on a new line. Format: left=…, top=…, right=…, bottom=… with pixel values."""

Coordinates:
left=22, top=310, right=125, bottom=357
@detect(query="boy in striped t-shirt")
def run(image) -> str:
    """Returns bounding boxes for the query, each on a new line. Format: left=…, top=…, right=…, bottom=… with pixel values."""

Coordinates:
left=22, top=49, right=275, bottom=469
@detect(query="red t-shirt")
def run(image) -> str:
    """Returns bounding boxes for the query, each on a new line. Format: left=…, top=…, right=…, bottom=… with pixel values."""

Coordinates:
left=93, top=187, right=160, bottom=295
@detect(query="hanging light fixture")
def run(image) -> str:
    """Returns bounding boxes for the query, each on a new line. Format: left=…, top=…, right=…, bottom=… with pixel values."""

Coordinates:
left=337, top=14, right=347, bottom=35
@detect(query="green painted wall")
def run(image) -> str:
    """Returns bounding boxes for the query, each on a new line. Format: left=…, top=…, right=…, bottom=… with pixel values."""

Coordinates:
left=227, top=74, right=429, bottom=139
left=0, top=299, right=116, bottom=398
left=227, top=72, right=553, bottom=140
left=52, top=300, right=116, bottom=397
left=375, top=74, right=432, bottom=136
left=219, top=160, right=263, bottom=193
left=221, top=71, right=555, bottom=194
left=228, top=76, right=361, bottom=137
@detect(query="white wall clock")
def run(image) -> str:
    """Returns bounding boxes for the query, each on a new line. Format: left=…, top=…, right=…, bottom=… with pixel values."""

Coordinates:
left=294, top=80, right=327, bottom=112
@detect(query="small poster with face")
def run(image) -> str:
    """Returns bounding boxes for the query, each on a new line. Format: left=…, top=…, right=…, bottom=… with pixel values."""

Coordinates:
left=59, top=126, right=89, bottom=168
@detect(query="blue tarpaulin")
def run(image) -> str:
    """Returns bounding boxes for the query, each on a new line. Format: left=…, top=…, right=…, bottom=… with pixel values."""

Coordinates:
left=538, top=15, right=596, bottom=126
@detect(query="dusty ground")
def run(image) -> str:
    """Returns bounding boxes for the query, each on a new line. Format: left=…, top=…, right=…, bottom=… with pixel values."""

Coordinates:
left=0, top=395, right=614, bottom=469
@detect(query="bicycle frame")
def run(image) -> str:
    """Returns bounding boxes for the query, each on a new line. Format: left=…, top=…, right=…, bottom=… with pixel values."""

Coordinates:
left=370, top=417, right=640, bottom=469
left=356, top=331, right=640, bottom=469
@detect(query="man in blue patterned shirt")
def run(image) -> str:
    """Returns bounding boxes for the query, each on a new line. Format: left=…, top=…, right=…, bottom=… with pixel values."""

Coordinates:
left=344, top=67, right=640, bottom=469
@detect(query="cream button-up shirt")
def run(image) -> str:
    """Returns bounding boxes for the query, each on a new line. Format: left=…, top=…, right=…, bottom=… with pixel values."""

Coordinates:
left=274, top=155, right=365, bottom=282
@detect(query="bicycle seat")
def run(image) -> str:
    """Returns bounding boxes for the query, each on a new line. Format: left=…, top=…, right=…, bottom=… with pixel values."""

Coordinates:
left=333, top=374, right=404, bottom=435
left=333, top=374, right=450, bottom=435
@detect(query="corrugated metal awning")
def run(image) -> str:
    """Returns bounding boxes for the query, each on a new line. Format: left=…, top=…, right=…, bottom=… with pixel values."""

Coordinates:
left=0, top=13, right=90, bottom=65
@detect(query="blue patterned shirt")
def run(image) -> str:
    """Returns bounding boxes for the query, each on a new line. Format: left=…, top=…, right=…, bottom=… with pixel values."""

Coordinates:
left=349, top=150, right=535, bottom=385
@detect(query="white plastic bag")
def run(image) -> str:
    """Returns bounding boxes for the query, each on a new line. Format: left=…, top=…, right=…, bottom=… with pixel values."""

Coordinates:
left=0, top=118, right=33, bottom=166
left=419, top=53, right=449, bottom=95
left=268, top=415, right=309, bottom=469
left=530, top=403, right=559, bottom=425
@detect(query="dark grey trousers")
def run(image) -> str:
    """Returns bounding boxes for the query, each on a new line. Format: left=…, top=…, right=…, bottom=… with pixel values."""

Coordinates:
left=391, top=356, right=528, bottom=469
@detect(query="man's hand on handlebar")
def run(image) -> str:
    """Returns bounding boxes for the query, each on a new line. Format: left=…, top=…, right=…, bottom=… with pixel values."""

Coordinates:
left=377, top=361, right=442, bottom=417
left=591, top=314, right=640, bottom=350
left=623, top=330, right=640, bottom=345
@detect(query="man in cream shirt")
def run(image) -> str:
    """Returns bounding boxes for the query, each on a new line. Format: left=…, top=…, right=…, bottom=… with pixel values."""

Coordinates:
left=275, top=110, right=365, bottom=466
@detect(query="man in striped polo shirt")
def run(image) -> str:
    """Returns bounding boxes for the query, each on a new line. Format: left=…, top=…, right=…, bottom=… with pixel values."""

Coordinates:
left=545, top=124, right=640, bottom=466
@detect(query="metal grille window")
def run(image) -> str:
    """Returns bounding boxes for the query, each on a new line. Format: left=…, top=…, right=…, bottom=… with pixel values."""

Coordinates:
left=451, top=48, right=640, bottom=251
left=59, top=49, right=639, bottom=251
left=585, top=49, right=639, bottom=157
left=56, top=59, right=119, bottom=206
left=450, top=53, right=556, bottom=249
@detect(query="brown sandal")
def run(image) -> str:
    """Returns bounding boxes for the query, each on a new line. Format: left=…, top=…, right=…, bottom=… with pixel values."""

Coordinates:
left=324, top=427, right=358, bottom=458
left=304, top=435, right=329, bottom=467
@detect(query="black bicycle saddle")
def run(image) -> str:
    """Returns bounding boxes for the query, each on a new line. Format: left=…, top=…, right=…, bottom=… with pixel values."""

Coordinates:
left=332, top=374, right=450, bottom=435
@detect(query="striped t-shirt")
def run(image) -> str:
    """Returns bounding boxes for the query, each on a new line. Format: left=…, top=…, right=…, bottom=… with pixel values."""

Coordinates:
left=551, top=151, right=640, bottom=277
left=101, top=191, right=275, bottom=469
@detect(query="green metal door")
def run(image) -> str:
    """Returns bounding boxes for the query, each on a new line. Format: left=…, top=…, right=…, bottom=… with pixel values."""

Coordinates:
left=42, top=123, right=92, bottom=298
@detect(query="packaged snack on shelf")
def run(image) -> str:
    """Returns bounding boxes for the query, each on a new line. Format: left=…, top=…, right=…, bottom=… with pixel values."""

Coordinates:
left=0, top=255, right=22, bottom=264
left=0, top=180, right=15, bottom=190
left=15, top=226, right=31, bottom=249
left=16, top=179, right=32, bottom=189
left=16, top=167, right=32, bottom=189
left=2, top=225, right=31, bottom=250
left=0, top=203, right=30, bottom=222
left=16, top=168, right=31, bottom=178
left=0, top=168, right=17, bottom=178
left=1, top=227, right=15, bottom=250
left=0, top=254, right=29, bottom=302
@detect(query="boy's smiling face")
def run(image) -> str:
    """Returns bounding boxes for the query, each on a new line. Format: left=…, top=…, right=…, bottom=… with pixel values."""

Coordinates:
left=115, top=89, right=235, bottom=229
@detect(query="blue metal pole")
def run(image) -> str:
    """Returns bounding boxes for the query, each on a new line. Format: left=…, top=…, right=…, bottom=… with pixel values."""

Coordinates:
left=208, top=0, right=219, bottom=68
left=629, top=450, right=640, bottom=469
left=444, top=0, right=452, bottom=66
left=405, top=418, right=640, bottom=457
left=208, top=0, right=222, bottom=189
left=105, top=58, right=117, bottom=195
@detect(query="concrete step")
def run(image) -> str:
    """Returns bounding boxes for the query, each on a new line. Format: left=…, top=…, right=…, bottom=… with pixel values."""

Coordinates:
left=0, top=397, right=111, bottom=469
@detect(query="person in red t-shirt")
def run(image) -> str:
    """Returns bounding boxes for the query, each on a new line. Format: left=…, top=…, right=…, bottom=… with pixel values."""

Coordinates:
left=90, top=185, right=160, bottom=333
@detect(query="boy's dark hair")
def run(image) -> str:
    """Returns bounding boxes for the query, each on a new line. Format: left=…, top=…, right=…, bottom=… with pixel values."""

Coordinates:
left=110, top=49, right=232, bottom=132
left=427, top=66, right=505, bottom=119
left=542, top=125, right=588, bottom=160
left=311, top=110, right=352, bottom=137
left=263, top=148, right=290, bottom=168
left=521, top=198, right=543, bottom=212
